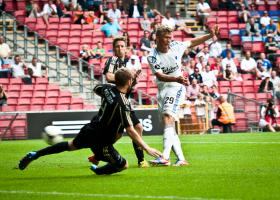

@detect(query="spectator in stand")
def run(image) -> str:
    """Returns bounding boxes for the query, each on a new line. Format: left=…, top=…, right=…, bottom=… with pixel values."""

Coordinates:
left=0, top=0, right=5, bottom=16
left=37, top=0, right=58, bottom=26
left=209, top=36, right=222, bottom=58
left=92, top=41, right=105, bottom=59
left=238, top=4, right=250, bottom=23
left=140, top=12, right=152, bottom=32
left=0, top=84, right=7, bottom=108
left=122, top=32, right=131, bottom=51
left=0, top=36, right=12, bottom=67
left=143, top=0, right=162, bottom=18
left=259, top=99, right=280, bottom=132
left=196, top=46, right=209, bottom=65
left=174, top=12, right=194, bottom=37
left=0, top=84, right=7, bottom=106
left=260, top=11, right=271, bottom=27
left=189, top=67, right=203, bottom=84
left=26, top=0, right=40, bottom=17
left=55, top=0, right=69, bottom=18
left=220, top=42, right=235, bottom=58
left=27, top=57, right=46, bottom=78
left=140, top=30, right=151, bottom=51
left=270, top=70, right=280, bottom=101
left=221, top=51, right=238, bottom=75
left=219, top=0, right=235, bottom=10
left=240, top=51, right=257, bottom=76
left=100, top=17, right=121, bottom=38
left=196, top=55, right=207, bottom=71
left=201, top=65, right=217, bottom=88
left=211, top=95, right=235, bottom=133
left=256, top=60, right=270, bottom=80
left=116, top=0, right=126, bottom=16
left=126, top=55, right=141, bottom=73
left=210, top=57, right=222, bottom=78
left=161, top=11, right=176, bottom=30
left=249, top=4, right=260, bottom=22
left=194, top=93, right=206, bottom=134
left=258, top=74, right=273, bottom=93
left=107, top=2, right=122, bottom=25
left=140, top=50, right=149, bottom=64
left=84, top=11, right=98, bottom=25
left=187, top=78, right=200, bottom=101
left=265, top=19, right=277, bottom=36
left=265, top=34, right=279, bottom=62
left=246, top=18, right=260, bottom=37
left=80, top=44, right=94, bottom=62
left=196, top=0, right=211, bottom=29
left=223, top=64, right=236, bottom=81
left=73, top=5, right=84, bottom=24
left=128, top=0, right=143, bottom=18
left=11, top=55, right=31, bottom=83
left=259, top=53, right=272, bottom=73
left=209, top=85, right=220, bottom=100
left=182, top=49, right=191, bottom=65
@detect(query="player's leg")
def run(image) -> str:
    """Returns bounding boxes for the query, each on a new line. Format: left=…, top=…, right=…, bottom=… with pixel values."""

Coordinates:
left=130, top=111, right=148, bottom=167
left=18, top=124, right=92, bottom=170
left=163, top=86, right=188, bottom=166
left=149, top=89, right=172, bottom=166
left=90, top=145, right=128, bottom=175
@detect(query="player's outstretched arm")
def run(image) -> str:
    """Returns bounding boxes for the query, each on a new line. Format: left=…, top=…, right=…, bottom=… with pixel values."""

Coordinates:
left=189, top=25, right=219, bottom=48
left=126, top=126, right=162, bottom=158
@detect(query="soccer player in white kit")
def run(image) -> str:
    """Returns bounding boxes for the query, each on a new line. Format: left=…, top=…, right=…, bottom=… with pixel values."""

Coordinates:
left=148, top=25, right=219, bottom=166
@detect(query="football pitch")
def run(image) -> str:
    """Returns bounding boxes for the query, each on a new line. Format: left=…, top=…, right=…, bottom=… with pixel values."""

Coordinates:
left=0, top=133, right=280, bottom=200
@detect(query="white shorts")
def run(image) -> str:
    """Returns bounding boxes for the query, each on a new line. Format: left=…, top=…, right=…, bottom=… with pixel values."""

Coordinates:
left=158, top=85, right=186, bottom=121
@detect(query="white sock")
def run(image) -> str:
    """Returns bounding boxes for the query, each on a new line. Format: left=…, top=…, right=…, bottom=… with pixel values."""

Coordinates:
left=162, top=127, right=174, bottom=160
left=172, top=132, right=186, bottom=161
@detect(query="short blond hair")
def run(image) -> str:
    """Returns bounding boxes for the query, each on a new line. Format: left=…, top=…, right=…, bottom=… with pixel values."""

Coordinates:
left=156, top=25, right=173, bottom=37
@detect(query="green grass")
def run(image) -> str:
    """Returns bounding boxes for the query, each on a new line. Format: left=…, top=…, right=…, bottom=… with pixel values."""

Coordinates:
left=1, top=133, right=280, bottom=200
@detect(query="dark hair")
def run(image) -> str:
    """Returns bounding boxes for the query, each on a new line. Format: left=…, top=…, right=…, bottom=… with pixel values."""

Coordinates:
left=115, top=68, right=133, bottom=87
left=113, top=36, right=126, bottom=49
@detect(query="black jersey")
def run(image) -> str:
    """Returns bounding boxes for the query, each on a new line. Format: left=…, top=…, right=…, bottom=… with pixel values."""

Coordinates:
left=90, top=84, right=133, bottom=144
left=103, top=56, right=129, bottom=79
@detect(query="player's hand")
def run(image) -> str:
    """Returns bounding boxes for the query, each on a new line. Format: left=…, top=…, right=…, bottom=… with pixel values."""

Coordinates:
left=176, top=76, right=189, bottom=86
left=210, top=25, right=219, bottom=37
left=145, top=147, right=162, bottom=158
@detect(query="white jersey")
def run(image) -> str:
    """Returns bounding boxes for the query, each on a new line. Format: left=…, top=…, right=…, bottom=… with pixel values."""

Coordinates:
left=147, top=41, right=191, bottom=90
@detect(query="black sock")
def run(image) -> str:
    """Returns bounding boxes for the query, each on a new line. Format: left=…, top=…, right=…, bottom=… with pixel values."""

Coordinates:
left=35, top=142, right=70, bottom=159
left=94, top=163, right=123, bottom=175
left=132, top=142, right=144, bottom=164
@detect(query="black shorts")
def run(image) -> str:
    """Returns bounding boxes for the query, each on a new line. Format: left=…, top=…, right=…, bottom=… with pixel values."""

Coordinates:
left=130, top=110, right=140, bottom=126
left=72, top=123, right=98, bottom=149
left=73, top=124, right=126, bottom=167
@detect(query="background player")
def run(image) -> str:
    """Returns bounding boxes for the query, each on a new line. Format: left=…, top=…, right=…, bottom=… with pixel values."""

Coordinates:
left=18, top=68, right=161, bottom=175
left=148, top=25, right=219, bottom=166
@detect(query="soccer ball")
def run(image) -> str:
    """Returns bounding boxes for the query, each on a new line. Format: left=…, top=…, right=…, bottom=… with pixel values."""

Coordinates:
left=42, top=126, right=64, bottom=145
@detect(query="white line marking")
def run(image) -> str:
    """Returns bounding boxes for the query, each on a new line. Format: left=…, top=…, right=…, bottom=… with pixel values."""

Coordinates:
left=0, top=190, right=238, bottom=200
left=118, top=141, right=280, bottom=144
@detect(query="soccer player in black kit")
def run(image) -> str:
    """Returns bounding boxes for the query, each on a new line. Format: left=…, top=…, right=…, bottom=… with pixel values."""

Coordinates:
left=18, top=68, right=161, bottom=175
left=88, top=36, right=149, bottom=168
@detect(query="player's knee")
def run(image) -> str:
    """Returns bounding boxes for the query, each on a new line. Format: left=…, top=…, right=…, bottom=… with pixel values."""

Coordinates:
left=134, top=123, right=143, bottom=136
left=116, top=159, right=128, bottom=171
left=68, top=141, right=78, bottom=151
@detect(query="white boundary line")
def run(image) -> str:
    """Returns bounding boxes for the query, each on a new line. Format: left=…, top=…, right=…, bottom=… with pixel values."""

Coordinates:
left=0, top=190, right=238, bottom=200
left=118, top=141, right=280, bottom=144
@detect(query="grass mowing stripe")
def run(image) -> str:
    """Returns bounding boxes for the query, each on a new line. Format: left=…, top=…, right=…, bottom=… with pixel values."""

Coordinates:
left=0, top=190, right=238, bottom=200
